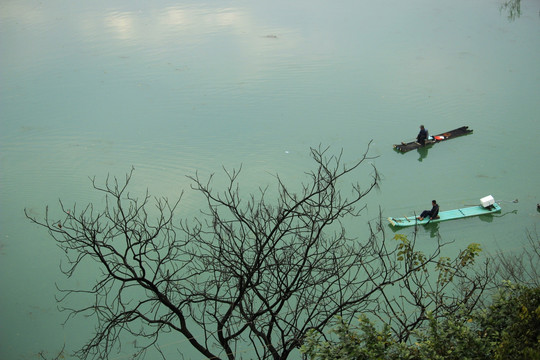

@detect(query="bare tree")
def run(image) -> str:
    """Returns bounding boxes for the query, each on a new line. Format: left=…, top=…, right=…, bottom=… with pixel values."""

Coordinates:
left=490, top=227, right=540, bottom=288
left=26, top=144, right=491, bottom=360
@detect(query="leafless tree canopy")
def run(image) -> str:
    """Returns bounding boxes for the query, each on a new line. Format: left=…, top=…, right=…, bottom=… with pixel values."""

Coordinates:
left=26, top=144, right=491, bottom=360
left=490, top=227, right=540, bottom=288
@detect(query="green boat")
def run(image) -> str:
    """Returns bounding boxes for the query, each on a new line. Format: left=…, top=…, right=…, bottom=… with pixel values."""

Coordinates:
left=387, top=198, right=501, bottom=227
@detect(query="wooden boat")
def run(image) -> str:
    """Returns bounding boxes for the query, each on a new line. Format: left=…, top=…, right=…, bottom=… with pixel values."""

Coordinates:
left=387, top=203, right=501, bottom=227
left=393, top=126, right=473, bottom=153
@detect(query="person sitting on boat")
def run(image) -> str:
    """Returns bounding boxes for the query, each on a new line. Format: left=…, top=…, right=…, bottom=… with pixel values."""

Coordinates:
left=416, top=125, right=428, bottom=146
left=418, top=200, right=439, bottom=220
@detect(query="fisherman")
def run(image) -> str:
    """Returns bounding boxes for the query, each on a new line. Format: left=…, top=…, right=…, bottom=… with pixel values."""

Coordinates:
left=416, top=125, right=428, bottom=146
left=417, top=200, right=439, bottom=221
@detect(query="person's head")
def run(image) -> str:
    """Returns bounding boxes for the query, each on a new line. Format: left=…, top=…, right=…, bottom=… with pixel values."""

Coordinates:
left=432, top=200, right=437, bottom=205
left=420, top=125, right=425, bottom=130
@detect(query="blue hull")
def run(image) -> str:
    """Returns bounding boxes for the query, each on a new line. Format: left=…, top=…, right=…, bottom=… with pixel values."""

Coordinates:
left=388, top=203, right=501, bottom=227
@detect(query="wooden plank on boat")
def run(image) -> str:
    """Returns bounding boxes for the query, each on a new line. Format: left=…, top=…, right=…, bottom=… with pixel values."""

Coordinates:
left=393, top=126, right=473, bottom=153
left=387, top=203, right=501, bottom=227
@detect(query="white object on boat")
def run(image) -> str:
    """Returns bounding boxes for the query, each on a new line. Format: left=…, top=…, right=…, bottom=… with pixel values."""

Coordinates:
left=480, top=195, right=495, bottom=208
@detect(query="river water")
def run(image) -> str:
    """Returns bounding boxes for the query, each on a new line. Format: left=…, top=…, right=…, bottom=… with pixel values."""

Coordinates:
left=1, top=0, right=539, bottom=359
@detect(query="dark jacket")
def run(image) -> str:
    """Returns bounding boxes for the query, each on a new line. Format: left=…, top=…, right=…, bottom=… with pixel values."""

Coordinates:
left=430, top=204, right=439, bottom=218
left=417, top=128, right=428, bottom=144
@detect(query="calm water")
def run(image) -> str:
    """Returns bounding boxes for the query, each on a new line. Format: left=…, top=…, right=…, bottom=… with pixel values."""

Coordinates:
left=1, top=0, right=539, bottom=359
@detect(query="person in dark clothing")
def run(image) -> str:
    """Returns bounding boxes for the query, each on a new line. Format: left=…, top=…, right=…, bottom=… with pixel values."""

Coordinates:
left=418, top=200, right=439, bottom=220
left=417, top=125, right=428, bottom=146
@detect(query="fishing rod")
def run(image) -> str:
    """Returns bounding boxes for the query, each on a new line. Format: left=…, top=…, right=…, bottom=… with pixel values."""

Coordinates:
left=496, top=198, right=519, bottom=204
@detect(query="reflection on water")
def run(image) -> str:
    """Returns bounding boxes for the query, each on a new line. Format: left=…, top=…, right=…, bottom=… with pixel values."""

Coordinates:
left=417, top=147, right=429, bottom=162
left=478, top=213, right=495, bottom=223
left=425, top=222, right=441, bottom=238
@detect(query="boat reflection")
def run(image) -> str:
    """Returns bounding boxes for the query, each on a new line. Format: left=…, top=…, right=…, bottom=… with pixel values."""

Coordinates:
left=424, top=222, right=440, bottom=238
left=478, top=213, right=495, bottom=223
left=386, top=220, right=440, bottom=238
left=417, top=146, right=429, bottom=162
